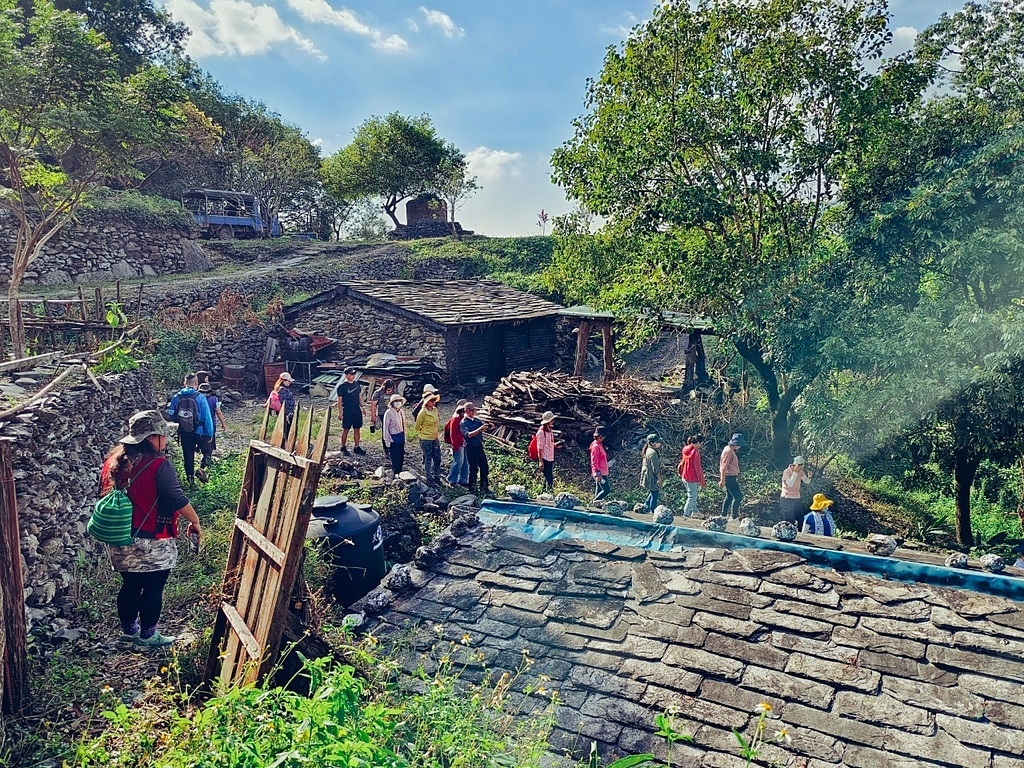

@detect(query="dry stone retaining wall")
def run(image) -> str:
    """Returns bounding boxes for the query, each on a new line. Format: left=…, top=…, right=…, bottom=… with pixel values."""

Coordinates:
left=0, top=212, right=212, bottom=285
left=0, top=367, right=154, bottom=617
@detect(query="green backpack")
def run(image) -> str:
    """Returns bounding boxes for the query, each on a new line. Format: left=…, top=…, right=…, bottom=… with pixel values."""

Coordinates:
left=87, top=458, right=158, bottom=546
left=87, top=489, right=136, bottom=546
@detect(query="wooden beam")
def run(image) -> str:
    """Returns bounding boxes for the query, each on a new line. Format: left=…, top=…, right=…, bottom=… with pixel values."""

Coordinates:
left=0, top=442, right=28, bottom=714
left=601, top=322, right=616, bottom=383
left=573, top=320, right=591, bottom=378
left=0, top=352, right=64, bottom=375
left=249, top=441, right=315, bottom=469
left=220, top=602, right=263, bottom=660
left=234, top=518, right=286, bottom=567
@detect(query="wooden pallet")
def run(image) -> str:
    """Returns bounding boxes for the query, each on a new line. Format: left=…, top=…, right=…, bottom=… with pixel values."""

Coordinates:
left=202, top=403, right=331, bottom=689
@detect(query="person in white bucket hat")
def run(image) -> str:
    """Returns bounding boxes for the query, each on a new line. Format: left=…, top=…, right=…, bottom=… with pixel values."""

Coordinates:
left=535, top=410, right=558, bottom=491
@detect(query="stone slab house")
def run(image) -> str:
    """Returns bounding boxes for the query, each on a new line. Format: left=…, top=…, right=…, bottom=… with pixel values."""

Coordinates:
left=355, top=501, right=1024, bottom=768
left=284, top=280, right=566, bottom=384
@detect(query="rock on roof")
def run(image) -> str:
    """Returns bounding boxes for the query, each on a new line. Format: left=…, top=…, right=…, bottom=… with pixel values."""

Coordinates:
left=338, top=280, right=565, bottom=328
left=362, top=522, right=1024, bottom=768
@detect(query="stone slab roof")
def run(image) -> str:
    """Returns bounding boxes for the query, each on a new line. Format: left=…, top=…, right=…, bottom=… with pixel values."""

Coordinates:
left=361, top=518, right=1024, bottom=768
left=338, top=280, right=565, bottom=329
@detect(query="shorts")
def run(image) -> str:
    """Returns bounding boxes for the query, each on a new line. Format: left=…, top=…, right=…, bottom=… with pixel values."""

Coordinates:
left=342, top=408, right=363, bottom=430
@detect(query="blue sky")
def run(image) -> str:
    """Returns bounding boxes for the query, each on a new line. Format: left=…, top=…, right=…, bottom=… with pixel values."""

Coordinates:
left=164, top=0, right=967, bottom=236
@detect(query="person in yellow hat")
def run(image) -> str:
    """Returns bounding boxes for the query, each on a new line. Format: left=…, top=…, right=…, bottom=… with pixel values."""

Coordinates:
left=802, top=494, right=836, bottom=537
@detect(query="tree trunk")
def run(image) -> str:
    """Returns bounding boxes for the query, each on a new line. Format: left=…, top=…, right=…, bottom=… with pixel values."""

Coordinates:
left=7, top=285, right=24, bottom=361
left=952, top=450, right=980, bottom=548
left=769, top=404, right=794, bottom=471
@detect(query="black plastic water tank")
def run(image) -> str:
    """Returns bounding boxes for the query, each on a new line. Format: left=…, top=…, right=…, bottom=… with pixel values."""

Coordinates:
left=308, top=495, right=386, bottom=607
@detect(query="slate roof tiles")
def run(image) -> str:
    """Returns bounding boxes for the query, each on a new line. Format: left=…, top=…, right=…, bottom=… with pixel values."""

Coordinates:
left=363, top=524, right=1024, bottom=768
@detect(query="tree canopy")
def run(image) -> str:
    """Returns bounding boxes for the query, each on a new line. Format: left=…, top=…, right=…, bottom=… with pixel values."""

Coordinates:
left=0, top=0, right=210, bottom=354
left=550, top=0, right=927, bottom=467
left=322, top=113, right=462, bottom=228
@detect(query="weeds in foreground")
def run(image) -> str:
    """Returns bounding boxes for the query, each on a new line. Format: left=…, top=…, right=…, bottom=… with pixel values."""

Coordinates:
left=71, top=641, right=559, bottom=768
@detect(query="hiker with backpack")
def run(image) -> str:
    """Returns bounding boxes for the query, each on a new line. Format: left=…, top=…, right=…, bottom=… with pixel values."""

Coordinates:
left=197, top=382, right=227, bottom=472
left=369, top=378, right=397, bottom=455
left=167, top=373, right=214, bottom=486
left=267, top=372, right=296, bottom=434
left=98, top=410, right=202, bottom=647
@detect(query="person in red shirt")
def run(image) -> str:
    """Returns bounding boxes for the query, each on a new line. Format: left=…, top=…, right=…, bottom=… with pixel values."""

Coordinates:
left=100, top=410, right=202, bottom=647
left=445, top=400, right=469, bottom=487
left=590, top=427, right=611, bottom=501
left=678, top=434, right=706, bottom=517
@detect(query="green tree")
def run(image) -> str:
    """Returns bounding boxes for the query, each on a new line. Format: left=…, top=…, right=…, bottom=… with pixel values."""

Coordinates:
left=432, top=144, right=479, bottom=236
left=323, top=113, right=456, bottom=229
left=0, top=0, right=205, bottom=356
left=550, top=0, right=926, bottom=467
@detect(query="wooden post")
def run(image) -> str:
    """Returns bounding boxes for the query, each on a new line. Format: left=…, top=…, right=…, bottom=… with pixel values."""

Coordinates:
left=134, top=284, right=144, bottom=323
left=0, top=441, right=28, bottom=714
left=601, top=322, right=616, bottom=383
left=573, top=320, right=591, bottom=379
left=77, top=286, right=89, bottom=322
left=94, top=287, right=103, bottom=321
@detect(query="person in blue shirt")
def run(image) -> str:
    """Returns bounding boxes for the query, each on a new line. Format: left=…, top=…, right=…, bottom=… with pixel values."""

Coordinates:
left=459, top=402, right=491, bottom=496
left=167, top=372, right=214, bottom=486
left=802, top=494, right=836, bottom=537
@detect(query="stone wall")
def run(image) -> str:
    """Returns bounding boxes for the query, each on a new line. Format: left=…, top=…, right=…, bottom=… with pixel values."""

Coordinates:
left=0, top=211, right=212, bottom=285
left=0, top=367, right=154, bottom=616
left=291, top=296, right=448, bottom=369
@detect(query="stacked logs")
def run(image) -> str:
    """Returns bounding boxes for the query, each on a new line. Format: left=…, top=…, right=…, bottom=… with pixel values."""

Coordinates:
left=480, top=371, right=670, bottom=447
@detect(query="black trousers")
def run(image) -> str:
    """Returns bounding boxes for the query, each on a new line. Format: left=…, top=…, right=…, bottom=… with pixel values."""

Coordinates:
left=722, top=475, right=742, bottom=517
left=179, top=432, right=201, bottom=481
left=541, top=459, right=554, bottom=490
left=117, top=569, right=170, bottom=632
left=467, top=443, right=489, bottom=492
left=389, top=440, right=405, bottom=474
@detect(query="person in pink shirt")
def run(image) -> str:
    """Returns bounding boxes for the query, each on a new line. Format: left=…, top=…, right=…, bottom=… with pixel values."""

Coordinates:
left=779, top=455, right=813, bottom=523
left=719, top=432, right=745, bottom=517
left=536, top=410, right=557, bottom=491
left=677, top=434, right=706, bottom=517
left=590, top=427, right=611, bottom=501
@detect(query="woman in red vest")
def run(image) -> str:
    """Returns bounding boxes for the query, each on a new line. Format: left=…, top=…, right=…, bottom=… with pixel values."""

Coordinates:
left=100, top=410, right=202, bottom=647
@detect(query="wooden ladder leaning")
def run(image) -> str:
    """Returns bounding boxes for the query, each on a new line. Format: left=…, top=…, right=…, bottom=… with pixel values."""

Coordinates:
left=202, top=403, right=332, bottom=689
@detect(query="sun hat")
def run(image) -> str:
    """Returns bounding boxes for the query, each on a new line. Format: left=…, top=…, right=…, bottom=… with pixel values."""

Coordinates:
left=388, top=393, right=406, bottom=406
left=120, top=410, right=174, bottom=444
left=810, top=493, right=834, bottom=511
left=424, top=392, right=441, bottom=404
left=540, top=411, right=556, bottom=425
left=423, top=383, right=439, bottom=395
left=464, top=401, right=476, bottom=411
left=792, top=456, right=806, bottom=465
left=646, top=433, right=661, bottom=443
left=728, top=433, right=747, bottom=447
left=455, top=399, right=468, bottom=412
left=279, top=372, right=294, bottom=382
left=198, top=382, right=212, bottom=393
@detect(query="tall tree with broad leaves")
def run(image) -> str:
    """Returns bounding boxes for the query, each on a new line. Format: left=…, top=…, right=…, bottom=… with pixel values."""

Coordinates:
left=550, top=0, right=928, bottom=467
left=323, top=113, right=458, bottom=229
left=0, top=0, right=209, bottom=356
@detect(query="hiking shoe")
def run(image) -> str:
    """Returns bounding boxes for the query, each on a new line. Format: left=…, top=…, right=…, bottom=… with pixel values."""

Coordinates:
left=136, top=631, right=176, bottom=648
left=339, top=446, right=350, bottom=456
left=353, top=446, right=366, bottom=455
left=119, top=624, right=140, bottom=642
left=195, top=468, right=209, bottom=483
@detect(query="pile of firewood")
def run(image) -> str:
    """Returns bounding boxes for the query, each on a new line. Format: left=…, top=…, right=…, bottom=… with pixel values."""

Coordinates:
left=480, top=371, right=671, bottom=446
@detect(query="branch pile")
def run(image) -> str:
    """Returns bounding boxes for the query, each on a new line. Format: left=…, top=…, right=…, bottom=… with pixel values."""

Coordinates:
left=480, top=371, right=672, bottom=446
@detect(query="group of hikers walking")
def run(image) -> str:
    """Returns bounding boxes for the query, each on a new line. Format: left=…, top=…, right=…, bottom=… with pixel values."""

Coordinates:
left=263, top=369, right=835, bottom=530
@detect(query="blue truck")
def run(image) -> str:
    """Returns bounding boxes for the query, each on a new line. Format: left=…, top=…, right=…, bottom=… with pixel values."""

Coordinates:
left=182, top=188, right=282, bottom=240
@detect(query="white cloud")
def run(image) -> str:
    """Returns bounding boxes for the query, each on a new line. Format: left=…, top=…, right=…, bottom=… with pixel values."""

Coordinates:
left=466, top=147, right=522, bottom=182
left=419, top=7, right=464, bottom=39
left=167, top=0, right=323, bottom=58
left=285, top=0, right=408, bottom=51
left=889, top=25, right=918, bottom=56
left=600, top=12, right=638, bottom=38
